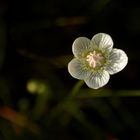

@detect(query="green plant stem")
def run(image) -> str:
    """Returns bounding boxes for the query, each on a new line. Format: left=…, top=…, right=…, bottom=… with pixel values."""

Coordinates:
left=47, top=80, right=85, bottom=127
left=70, top=80, right=84, bottom=97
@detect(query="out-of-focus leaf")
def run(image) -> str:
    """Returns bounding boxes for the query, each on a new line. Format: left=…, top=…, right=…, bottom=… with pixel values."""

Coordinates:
left=49, top=55, right=73, bottom=68
left=87, top=99, right=126, bottom=132
left=0, top=106, right=40, bottom=135
left=109, top=97, right=137, bottom=130
left=17, top=48, right=73, bottom=68
left=62, top=101, right=102, bottom=139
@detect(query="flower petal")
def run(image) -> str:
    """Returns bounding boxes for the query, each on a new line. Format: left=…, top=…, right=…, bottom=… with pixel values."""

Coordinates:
left=68, top=58, right=90, bottom=80
left=85, top=70, right=110, bottom=89
left=106, top=48, right=128, bottom=74
left=72, top=37, right=91, bottom=58
left=91, top=33, right=113, bottom=52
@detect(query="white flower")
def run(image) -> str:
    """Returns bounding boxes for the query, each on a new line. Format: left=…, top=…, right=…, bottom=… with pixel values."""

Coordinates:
left=68, top=33, right=128, bottom=89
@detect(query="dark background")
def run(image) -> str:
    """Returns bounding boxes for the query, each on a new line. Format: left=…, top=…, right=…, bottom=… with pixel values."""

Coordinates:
left=0, top=0, right=140, bottom=140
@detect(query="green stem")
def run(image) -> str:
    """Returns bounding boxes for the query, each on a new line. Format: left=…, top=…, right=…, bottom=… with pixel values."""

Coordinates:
left=70, top=80, right=84, bottom=97
left=46, top=80, right=84, bottom=126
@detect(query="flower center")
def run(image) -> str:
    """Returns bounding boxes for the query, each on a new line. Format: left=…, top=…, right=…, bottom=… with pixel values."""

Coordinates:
left=86, top=51, right=105, bottom=68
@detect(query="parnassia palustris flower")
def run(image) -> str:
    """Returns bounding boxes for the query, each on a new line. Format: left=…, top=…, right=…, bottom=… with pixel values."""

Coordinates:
left=68, top=33, right=128, bottom=89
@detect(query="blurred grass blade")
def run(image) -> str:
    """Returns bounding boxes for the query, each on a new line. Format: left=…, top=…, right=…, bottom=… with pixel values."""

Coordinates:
left=62, top=101, right=102, bottom=139
left=77, top=89, right=140, bottom=98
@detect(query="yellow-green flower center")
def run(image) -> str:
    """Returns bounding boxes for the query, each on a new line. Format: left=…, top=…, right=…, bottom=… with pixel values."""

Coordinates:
left=86, top=51, right=105, bottom=69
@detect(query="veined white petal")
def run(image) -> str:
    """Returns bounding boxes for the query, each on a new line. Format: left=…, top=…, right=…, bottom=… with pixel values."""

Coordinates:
left=91, top=33, right=113, bottom=52
left=68, top=58, right=90, bottom=80
left=85, top=70, right=110, bottom=89
left=72, top=37, right=91, bottom=58
left=106, top=48, right=128, bottom=75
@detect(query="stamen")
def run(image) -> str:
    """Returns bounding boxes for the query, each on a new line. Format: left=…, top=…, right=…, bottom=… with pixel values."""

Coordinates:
left=86, top=51, right=104, bottom=68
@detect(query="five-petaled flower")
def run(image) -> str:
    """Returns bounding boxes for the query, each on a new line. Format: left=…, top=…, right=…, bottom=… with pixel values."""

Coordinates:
left=68, top=33, right=128, bottom=89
